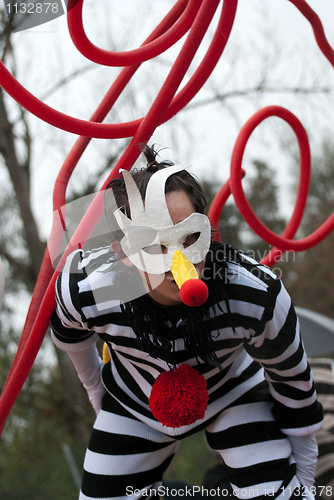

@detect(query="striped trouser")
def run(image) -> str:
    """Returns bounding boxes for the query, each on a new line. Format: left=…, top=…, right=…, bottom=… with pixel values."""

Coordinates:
left=79, top=391, right=301, bottom=500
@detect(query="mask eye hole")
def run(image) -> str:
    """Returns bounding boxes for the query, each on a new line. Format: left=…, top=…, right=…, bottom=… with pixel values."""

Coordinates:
left=143, top=244, right=168, bottom=255
left=183, top=232, right=200, bottom=249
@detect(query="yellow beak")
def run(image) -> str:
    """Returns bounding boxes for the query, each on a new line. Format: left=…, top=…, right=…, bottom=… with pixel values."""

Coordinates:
left=102, top=342, right=111, bottom=364
left=170, top=250, right=199, bottom=288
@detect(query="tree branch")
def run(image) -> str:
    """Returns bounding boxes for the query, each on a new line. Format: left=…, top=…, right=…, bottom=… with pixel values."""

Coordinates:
left=0, top=245, right=35, bottom=287
left=39, top=63, right=96, bottom=102
left=185, top=85, right=333, bottom=111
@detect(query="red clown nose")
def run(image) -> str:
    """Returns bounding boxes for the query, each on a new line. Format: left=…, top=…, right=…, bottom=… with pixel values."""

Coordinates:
left=170, top=250, right=208, bottom=307
left=180, top=278, right=209, bottom=307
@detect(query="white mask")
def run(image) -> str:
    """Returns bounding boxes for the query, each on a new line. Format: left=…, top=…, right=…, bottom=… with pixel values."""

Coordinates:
left=113, top=165, right=211, bottom=275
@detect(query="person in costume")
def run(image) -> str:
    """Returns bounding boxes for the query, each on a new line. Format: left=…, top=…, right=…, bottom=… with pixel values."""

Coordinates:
left=50, top=145, right=323, bottom=500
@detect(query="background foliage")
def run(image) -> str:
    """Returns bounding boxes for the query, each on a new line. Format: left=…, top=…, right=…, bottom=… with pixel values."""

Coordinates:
left=0, top=2, right=333, bottom=497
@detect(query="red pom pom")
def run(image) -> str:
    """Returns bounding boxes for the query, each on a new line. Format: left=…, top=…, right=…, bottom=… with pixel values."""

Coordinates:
left=149, top=364, right=208, bottom=428
left=180, top=279, right=209, bottom=307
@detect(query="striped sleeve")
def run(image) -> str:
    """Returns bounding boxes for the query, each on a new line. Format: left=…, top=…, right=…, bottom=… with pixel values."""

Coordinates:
left=50, top=249, right=98, bottom=352
left=309, top=358, right=334, bottom=495
left=244, top=277, right=324, bottom=436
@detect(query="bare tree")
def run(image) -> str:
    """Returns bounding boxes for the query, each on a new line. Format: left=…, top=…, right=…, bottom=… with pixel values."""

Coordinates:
left=0, top=8, right=126, bottom=442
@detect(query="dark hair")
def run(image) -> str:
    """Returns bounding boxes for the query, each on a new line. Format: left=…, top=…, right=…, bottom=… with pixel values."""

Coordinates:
left=104, top=144, right=207, bottom=241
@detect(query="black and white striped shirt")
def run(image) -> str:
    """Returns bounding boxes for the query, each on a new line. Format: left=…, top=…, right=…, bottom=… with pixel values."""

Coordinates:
left=51, top=243, right=323, bottom=437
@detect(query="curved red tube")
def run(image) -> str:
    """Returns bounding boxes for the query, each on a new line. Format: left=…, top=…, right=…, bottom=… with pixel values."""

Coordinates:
left=0, top=0, right=188, bottom=410
left=0, top=0, right=237, bottom=434
left=0, top=0, right=334, bottom=438
left=230, top=106, right=311, bottom=252
left=67, top=0, right=200, bottom=66
left=0, top=0, right=237, bottom=138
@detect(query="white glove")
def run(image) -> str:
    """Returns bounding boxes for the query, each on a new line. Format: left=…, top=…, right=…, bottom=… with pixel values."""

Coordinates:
left=67, top=344, right=106, bottom=416
left=289, top=433, right=318, bottom=487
